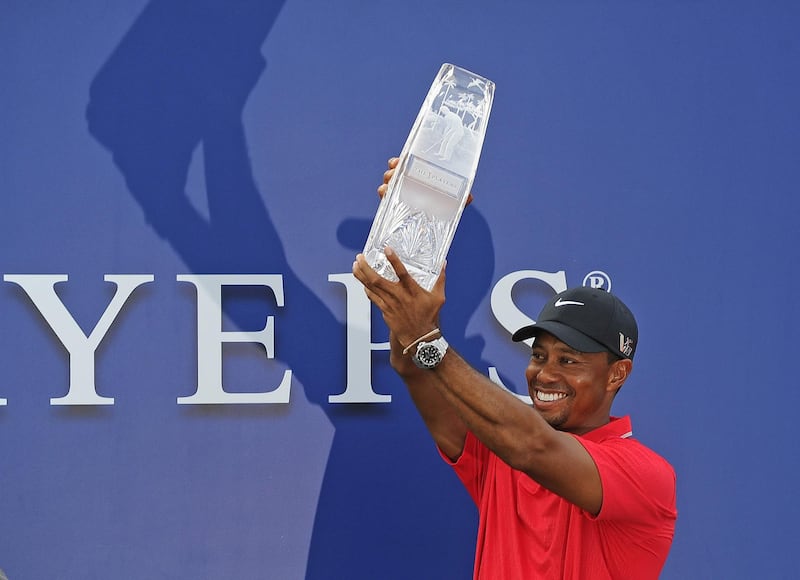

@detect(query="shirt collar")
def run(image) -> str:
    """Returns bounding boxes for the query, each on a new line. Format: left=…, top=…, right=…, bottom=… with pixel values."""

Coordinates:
left=580, top=415, right=633, bottom=443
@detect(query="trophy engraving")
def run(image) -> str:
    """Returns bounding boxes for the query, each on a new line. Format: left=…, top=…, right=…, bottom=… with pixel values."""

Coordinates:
left=363, top=63, right=495, bottom=290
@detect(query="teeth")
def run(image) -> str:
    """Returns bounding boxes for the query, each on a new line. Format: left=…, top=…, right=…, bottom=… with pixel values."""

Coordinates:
left=536, top=391, right=567, bottom=402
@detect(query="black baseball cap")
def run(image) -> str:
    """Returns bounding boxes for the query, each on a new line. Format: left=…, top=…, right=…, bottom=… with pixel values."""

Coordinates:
left=511, top=287, right=638, bottom=360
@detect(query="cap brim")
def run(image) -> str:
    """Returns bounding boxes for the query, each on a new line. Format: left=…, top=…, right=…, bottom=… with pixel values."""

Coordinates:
left=512, top=321, right=609, bottom=353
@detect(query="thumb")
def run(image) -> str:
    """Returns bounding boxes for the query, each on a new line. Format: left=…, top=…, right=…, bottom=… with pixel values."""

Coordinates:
left=432, top=260, right=447, bottom=298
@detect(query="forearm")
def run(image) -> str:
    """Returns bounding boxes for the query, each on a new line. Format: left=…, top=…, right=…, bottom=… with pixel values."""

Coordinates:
left=390, top=334, right=468, bottom=459
left=423, top=347, right=552, bottom=470
left=381, top=300, right=548, bottom=464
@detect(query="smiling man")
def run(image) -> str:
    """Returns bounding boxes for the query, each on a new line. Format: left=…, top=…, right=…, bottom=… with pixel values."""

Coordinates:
left=353, top=195, right=676, bottom=578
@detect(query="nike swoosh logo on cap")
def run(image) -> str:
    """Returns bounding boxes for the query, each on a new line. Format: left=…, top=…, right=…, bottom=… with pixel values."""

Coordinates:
left=554, top=298, right=584, bottom=307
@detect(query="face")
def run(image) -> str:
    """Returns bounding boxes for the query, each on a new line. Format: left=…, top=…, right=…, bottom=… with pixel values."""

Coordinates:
left=524, top=332, right=630, bottom=434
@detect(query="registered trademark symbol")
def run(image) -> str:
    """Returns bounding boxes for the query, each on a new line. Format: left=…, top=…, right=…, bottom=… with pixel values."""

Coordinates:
left=582, top=271, right=612, bottom=292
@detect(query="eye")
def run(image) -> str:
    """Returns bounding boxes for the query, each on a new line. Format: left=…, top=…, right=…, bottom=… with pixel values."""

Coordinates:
left=530, top=351, right=545, bottom=362
left=559, top=356, right=577, bottom=365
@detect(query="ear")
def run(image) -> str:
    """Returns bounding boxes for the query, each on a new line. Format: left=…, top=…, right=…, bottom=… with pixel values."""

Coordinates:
left=607, top=359, right=633, bottom=393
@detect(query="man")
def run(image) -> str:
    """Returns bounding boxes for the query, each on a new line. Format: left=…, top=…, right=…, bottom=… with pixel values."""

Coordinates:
left=351, top=160, right=676, bottom=579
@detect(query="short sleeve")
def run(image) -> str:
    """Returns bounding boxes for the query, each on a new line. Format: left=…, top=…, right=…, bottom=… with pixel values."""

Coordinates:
left=580, top=437, right=677, bottom=524
left=440, top=431, right=491, bottom=506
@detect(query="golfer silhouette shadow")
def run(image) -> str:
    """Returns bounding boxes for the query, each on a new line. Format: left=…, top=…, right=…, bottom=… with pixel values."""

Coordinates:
left=86, top=1, right=491, bottom=577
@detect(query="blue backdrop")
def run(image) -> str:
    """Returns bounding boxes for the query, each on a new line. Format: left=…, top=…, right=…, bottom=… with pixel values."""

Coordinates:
left=1, top=1, right=798, bottom=578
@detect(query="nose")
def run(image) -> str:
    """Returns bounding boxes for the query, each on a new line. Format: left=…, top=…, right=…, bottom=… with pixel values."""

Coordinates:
left=529, top=358, right=560, bottom=387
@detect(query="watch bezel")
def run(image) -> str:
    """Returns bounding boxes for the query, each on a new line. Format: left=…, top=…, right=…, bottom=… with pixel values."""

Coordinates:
left=412, top=337, right=448, bottom=369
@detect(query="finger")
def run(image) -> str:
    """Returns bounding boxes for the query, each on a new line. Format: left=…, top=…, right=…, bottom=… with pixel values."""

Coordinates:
left=383, top=246, right=418, bottom=290
left=362, top=286, right=386, bottom=310
left=378, top=157, right=400, bottom=198
left=384, top=157, right=399, bottom=184
left=354, top=255, right=399, bottom=314
left=379, top=169, right=396, bottom=199
left=354, top=253, right=394, bottom=294
left=352, top=254, right=376, bottom=285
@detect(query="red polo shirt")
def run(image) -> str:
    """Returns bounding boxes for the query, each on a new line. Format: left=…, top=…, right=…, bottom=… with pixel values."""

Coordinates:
left=443, top=416, right=677, bottom=579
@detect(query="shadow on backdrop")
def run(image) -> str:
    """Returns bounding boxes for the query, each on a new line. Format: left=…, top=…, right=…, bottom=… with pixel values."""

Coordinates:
left=86, top=1, right=492, bottom=577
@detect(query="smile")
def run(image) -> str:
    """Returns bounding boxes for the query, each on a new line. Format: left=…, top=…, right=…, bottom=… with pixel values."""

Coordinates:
left=535, top=390, right=568, bottom=403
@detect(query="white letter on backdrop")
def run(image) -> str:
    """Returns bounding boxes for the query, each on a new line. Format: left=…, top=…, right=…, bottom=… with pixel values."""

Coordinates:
left=176, top=274, right=291, bottom=404
left=327, top=273, right=391, bottom=403
left=3, top=274, right=154, bottom=405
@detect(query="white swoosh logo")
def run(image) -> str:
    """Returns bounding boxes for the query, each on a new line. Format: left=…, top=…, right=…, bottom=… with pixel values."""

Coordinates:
left=554, top=298, right=584, bottom=307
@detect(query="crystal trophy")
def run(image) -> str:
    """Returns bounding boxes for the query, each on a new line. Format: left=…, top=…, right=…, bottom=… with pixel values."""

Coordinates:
left=363, top=63, right=495, bottom=290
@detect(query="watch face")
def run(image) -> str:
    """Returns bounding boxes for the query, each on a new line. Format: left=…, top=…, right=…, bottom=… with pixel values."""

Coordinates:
left=416, top=344, right=443, bottom=368
left=412, top=337, right=448, bottom=369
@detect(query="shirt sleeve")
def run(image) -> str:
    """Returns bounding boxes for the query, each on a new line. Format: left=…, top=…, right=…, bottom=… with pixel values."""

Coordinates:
left=579, top=437, right=677, bottom=524
left=439, top=431, right=490, bottom=506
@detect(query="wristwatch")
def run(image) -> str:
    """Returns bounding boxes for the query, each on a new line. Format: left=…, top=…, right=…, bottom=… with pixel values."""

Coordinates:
left=412, top=336, right=449, bottom=369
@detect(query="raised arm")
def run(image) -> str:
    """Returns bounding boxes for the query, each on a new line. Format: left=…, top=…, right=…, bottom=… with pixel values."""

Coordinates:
left=353, top=248, right=615, bottom=515
left=387, top=330, right=469, bottom=460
